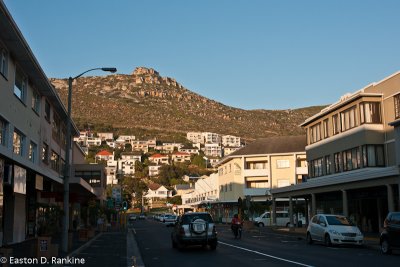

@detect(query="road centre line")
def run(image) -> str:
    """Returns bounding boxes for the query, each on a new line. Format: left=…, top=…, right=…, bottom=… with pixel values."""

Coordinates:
left=218, top=241, right=314, bottom=267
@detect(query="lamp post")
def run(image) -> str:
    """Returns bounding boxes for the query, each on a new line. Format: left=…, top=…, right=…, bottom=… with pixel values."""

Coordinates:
left=62, top=67, right=116, bottom=253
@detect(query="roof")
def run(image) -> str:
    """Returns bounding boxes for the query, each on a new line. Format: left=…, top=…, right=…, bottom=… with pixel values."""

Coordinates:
left=149, top=153, right=168, bottom=158
left=96, top=150, right=112, bottom=156
left=148, top=183, right=162, bottom=190
left=173, top=152, right=190, bottom=156
left=175, top=184, right=191, bottom=190
left=228, top=135, right=306, bottom=157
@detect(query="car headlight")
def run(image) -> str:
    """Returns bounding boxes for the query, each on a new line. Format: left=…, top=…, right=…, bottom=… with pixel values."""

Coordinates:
left=356, top=230, right=363, bottom=236
left=328, top=229, right=341, bottom=236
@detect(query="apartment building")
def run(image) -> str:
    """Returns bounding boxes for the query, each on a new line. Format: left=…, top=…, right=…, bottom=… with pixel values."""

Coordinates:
left=171, top=152, right=191, bottom=163
left=217, top=136, right=307, bottom=212
left=148, top=153, right=169, bottom=165
left=130, top=140, right=149, bottom=153
left=0, top=2, right=97, bottom=245
left=203, top=132, right=221, bottom=144
left=97, top=132, right=113, bottom=141
left=272, top=72, right=400, bottom=232
left=203, top=143, right=222, bottom=157
left=186, top=132, right=203, bottom=144
left=222, top=135, right=241, bottom=147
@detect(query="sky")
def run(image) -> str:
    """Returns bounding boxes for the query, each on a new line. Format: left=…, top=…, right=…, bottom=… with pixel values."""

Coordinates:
left=3, top=0, right=400, bottom=110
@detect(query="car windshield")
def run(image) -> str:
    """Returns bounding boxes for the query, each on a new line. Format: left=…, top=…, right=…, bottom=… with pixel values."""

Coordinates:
left=325, top=215, right=354, bottom=226
left=182, top=213, right=213, bottom=224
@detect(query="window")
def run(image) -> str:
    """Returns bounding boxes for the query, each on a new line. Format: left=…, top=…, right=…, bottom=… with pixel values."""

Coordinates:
left=340, top=106, right=357, bottom=131
left=276, top=159, right=290, bottom=168
left=32, top=90, right=41, bottom=114
left=362, top=145, right=385, bottom=167
left=14, top=67, right=27, bottom=102
left=323, top=119, right=329, bottom=139
left=334, top=152, right=342, bottom=173
left=324, top=155, right=332, bottom=175
left=0, top=48, right=8, bottom=77
left=246, top=161, right=267, bottom=169
left=13, top=129, right=24, bottom=156
left=52, top=113, right=61, bottom=142
left=44, top=100, right=50, bottom=122
left=309, top=158, right=323, bottom=177
left=246, top=180, right=268, bottom=188
left=0, top=117, right=8, bottom=146
left=394, top=94, right=400, bottom=119
left=342, top=147, right=360, bottom=171
left=229, top=182, right=233, bottom=191
left=50, top=151, right=60, bottom=172
left=29, top=141, right=37, bottom=163
left=42, top=142, right=49, bottom=164
left=310, top=123, right=321, bottom=143
left=360, top=102, right=381, bottom=124
left=332, top=114, right=340, bottom=135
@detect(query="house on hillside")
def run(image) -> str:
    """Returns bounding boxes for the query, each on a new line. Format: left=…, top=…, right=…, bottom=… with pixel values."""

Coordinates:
left=148, top=153, right=169, bottom=165
left=96, top=150, right=113, bottom=161
left=171, top=152, right=191, bottom=163
left=144, top=184, right=172, bottom=209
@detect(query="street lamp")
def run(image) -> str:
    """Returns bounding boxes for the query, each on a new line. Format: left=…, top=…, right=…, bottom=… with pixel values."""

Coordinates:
left=62, top=67, right=117, bottom=252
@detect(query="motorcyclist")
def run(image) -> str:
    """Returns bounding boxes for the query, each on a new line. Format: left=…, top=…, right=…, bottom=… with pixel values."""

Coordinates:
left=231, top=214, right=243, bottom=239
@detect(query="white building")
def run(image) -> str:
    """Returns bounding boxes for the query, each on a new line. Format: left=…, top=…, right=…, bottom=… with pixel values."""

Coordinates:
left=204, top=143, right=222, bottom=157
left=202, top=132, right=221, bottom=144
left=222, top=135, right=241, bottom=147
left=186, top=132, right=203, bottom=144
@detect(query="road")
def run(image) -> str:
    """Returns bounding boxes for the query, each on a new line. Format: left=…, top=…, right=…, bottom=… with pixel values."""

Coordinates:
left=132, top=218, right=400, bottom=267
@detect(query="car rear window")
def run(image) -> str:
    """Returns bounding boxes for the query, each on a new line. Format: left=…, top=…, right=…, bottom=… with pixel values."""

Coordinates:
left=182, top=213, right=213, bottom=224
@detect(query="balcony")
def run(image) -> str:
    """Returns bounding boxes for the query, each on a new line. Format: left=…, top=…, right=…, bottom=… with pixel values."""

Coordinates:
left=243, top=188, right=269, bottom=196
left=243, top=168, right=269, bottom=177
left=296, top=167, right=308, bottom=175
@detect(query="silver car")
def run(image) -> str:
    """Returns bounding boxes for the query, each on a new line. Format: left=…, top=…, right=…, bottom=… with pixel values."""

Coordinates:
left=306, top=214, right=363, bottom=246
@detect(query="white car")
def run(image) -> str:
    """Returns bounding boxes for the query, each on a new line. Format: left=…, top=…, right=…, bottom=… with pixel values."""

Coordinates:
left=306, top=214, right=363, bottom=246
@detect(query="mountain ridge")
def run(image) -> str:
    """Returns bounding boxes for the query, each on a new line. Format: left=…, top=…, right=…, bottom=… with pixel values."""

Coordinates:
left=50, top=67, right=324, bottom=142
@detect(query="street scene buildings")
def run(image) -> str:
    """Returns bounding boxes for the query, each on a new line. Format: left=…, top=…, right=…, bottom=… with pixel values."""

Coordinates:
left=0, top=1, right=400, bottom=264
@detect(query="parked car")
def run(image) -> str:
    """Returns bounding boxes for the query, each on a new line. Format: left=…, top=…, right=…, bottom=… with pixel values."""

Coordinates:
left=128, top=214, right=137, bottom=221
left=171, top=212, right=217, bottom=250
left=139, top=213, right=146, bottom=220
left=306, top=214, right=363, bottom=246
left=163, top=214, right=178, bottom=226
left=160, top=213, right=173, bottom=223
left=254, top=211, right=306, bottom=227
left=380, top=212, right=400, bottom=254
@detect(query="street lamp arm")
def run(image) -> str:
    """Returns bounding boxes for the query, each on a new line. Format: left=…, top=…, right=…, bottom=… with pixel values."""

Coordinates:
left=71, top=67, right=117, bottom=80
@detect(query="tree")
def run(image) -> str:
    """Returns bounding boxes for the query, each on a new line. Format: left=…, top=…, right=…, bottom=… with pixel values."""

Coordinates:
left=191, top=154, right=206, bottom=168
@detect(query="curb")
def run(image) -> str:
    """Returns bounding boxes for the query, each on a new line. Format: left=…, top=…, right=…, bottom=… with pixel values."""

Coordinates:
left=50, top=232, right=104, bottom=267
left=127, top=228, right=145, bottom=267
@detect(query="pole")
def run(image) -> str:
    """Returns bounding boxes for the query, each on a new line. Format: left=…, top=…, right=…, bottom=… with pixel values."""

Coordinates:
left=62, top=77, right=73, bottom=252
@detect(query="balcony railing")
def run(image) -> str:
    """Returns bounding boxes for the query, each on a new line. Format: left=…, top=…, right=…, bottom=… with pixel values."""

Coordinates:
left=243, top=168, right=269, bottom=177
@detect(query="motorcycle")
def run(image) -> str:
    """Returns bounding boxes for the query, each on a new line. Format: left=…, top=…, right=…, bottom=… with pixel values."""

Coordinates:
left=231, top=221, right=243, bottom=239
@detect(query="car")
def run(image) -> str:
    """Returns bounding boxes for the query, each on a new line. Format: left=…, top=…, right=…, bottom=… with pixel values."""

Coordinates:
left=139, top=213, right=146, bottom=220
left=306, top=214, right=363, bottom=246
left=163, top=214, right=178, bottom=226
left=128, top=214, right=137, bottom=222
left=254, top=210, right=306, bottom=227
left=171, top=212, right=217, bottom=250
left=380, top=212, right=400, bottom=254
left=160, top=213, right=173, bottom=223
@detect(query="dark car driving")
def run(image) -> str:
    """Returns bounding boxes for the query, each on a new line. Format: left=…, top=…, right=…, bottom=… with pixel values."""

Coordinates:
left=171, top=212, right=217, bottom=250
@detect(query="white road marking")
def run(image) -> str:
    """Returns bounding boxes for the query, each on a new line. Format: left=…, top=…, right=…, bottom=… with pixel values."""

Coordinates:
left=218, top=241, right=314, bottom=267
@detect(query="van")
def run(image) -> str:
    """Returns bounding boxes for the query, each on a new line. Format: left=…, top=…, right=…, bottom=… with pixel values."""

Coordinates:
left=254, top=211, right=305, bottom=227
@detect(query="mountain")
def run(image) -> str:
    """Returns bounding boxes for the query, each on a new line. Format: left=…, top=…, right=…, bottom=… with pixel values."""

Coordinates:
left=50, top=67, right=324, bottom=142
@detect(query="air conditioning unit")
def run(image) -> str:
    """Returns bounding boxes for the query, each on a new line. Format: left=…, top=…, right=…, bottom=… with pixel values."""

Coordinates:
left=3, top=164, right=13, bottom=185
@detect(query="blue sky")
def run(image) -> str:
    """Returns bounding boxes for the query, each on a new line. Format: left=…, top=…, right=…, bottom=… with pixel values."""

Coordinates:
left=3, top=0, right=400, bottom=110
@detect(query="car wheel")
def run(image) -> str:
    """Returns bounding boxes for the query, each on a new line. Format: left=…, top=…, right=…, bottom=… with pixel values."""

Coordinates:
left=381, top=238, right=392, bottom=254
left=324, top=234, right=332, bottom=247
left=258, top=222, right=264, bottom=227
left=306, top=232, right=313, bottom=245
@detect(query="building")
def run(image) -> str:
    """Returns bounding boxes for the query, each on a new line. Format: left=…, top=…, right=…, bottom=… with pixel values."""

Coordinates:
left=144, top=184, right=171, bottom=209
left=148, top=165, right=162, bottom=177
left=221, top=135, right=241, bottom=147
left=97, top=132, right=113, bottom=141
left=95, top=150, right=113, bottom=162
left=202, top=132, right=221, bottom=144
left=148, top=153, right=169, bottom=165
left=272, top=72, right=400, bottom=232
left=203, top=143, right=222, bottom=157
left=216, top=136, right=307, bottom=220
left=0, top=2, right=98, bottom=246
left=186, top=132, right=203, bottom=144
left=171, top=152, right=191, bottom=163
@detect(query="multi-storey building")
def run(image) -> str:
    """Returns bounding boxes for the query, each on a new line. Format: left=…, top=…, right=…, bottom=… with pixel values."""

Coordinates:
left=0, top=2, right=101, bottom=246
left=171, top=152, right=191, bottom=163
left=272, top=72, right=400, bottom=232
left=148, top=153, right=169, bottom=165
left=203, top=143, right=222, bottom=157
left=221, top=135, right=241, bottom=147
left=202, top=132, right=221, bottom=144
left=130, top=140, right=149, bottom=153
left=186, top=132, right=203, bottom=144
left=97, top=132, right=113, bottom=141
left=217, top=136, right=307, bottom=220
